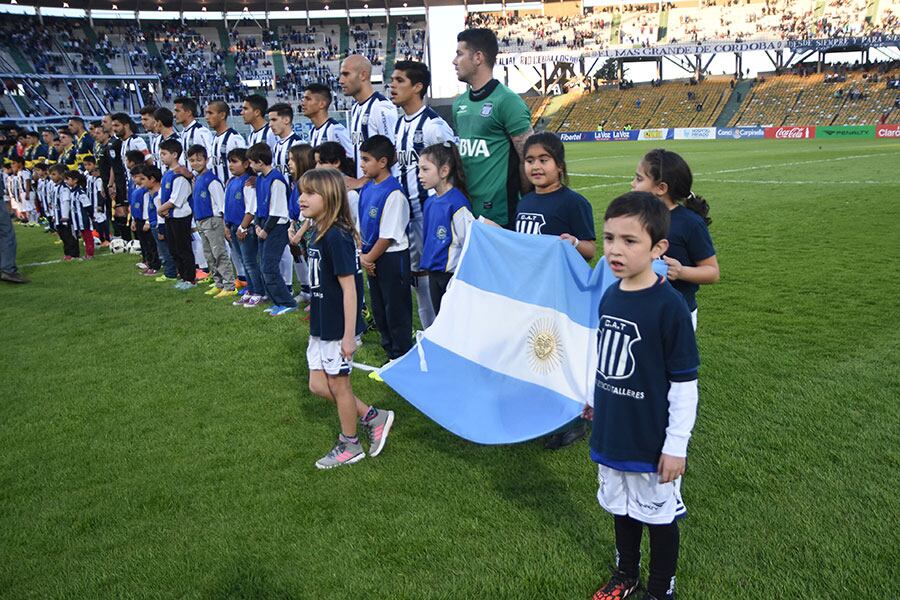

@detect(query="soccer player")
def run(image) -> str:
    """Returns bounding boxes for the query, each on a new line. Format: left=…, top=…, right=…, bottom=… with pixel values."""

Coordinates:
left=57, top=129, right=78, bottom=171
left=588, top=192, right=699, bottom=600
left=302, top=83, right=353, bottom=157
left=207, top=100, right=246, bottom=185
left=174, top=97, right=213, bottom=167
left=242, top=94, right=277, bottom=150
left=340, top=54, right=397, bottom=179
left=139, top=105, right=160, bottom=165
left=452, top=28, right=533, bottom=228
left=151, top=107, right=180, bottom=173
left=264, top=103, right=301, bottom=178
left=41, top=129, right=59, bottom=165
left=110, top=113, right=149, bottom=186
left=390, top=59, right=456, bottom=329
left=67, top=116, right=94, bottom=166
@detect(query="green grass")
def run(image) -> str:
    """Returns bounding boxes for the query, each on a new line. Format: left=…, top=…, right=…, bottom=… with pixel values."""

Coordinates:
left=2, top=138, right=899, bottom=599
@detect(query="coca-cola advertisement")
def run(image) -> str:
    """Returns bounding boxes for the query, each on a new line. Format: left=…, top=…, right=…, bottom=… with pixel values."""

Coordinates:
left=876, top=124, right=900, bottom=138
left=764, top=126, right=817, bottom=139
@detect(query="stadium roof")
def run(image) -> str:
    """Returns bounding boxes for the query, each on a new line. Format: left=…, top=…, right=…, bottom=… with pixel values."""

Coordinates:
left=0, top=0, right=490, bottom=16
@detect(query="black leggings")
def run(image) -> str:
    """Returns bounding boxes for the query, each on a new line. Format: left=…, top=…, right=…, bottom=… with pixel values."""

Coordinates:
left=427, top=270, right=453, bottom=316
left=614, top=514, right=679, bottom=598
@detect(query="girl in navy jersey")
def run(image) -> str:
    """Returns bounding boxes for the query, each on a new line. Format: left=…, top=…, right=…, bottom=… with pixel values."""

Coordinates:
left=417, top=143, right=475, bottom=316
left=630, top=149, right=720, bottom=330
left=514, top=132, right=596, bottom=261
left=299, top=168, right=395, bottom=470
left=514, top=132, right=596, bottom=450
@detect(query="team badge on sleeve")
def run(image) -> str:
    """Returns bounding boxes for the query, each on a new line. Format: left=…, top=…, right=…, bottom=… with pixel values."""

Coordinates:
left=597, top=317, right=641, bottom=380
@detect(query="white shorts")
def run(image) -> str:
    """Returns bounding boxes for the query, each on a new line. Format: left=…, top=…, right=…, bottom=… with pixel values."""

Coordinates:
left=306, top=335, right=360, bottom=376
left=407, top=199, right=425, bottom=272
left=597, top=465, right=686, bottom=525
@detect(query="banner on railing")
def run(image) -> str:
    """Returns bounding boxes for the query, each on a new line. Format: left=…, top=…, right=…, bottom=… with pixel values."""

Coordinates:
left=764, top=126, right=817, bottom=139
left=715, top=127, right=767, bottom=139
left=875, top=124, right=900, bottom=138
left=673, top=127, right=717, bottom=140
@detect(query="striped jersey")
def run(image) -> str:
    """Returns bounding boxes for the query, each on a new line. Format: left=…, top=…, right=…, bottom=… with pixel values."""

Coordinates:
left=394, top=106, right=456, bottom=208
left=309, top=118, right=353, bottom=157
left=179, top=120, right=214, bottom=167
left=211, top=128, right=248, bottom=184
left=273, top=133, right=303, bottom=179
left=348, top=92, right=397, bottom=178
left=247, top=123, right=278, bottom=151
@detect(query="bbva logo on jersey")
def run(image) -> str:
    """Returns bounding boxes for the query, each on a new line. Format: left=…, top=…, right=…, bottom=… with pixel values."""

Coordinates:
left=597, top=317, right=641, bottom=380
left=458, top=138, right=490, bottom=158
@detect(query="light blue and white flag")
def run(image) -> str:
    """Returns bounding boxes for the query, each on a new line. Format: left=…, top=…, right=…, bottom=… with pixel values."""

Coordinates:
left=380, top=222, right=666, bottom=445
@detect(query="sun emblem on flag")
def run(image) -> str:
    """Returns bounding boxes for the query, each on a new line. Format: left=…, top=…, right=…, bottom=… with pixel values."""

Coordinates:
left=526, top=318, right=564, bottom=375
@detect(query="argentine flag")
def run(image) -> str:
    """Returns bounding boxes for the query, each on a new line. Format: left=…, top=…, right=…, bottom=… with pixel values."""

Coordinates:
left=381, top=222, right=663, bottom=444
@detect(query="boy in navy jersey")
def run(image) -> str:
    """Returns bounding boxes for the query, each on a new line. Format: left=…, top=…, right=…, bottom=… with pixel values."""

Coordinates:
left=589, top=192, right=699, bottom=600
left=357, top=135, right=412, bottom=360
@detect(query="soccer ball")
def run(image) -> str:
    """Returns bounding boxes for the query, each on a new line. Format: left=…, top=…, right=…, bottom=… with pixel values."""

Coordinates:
left=127, top=240, right=142, bottom=254
left=109, top=238, right=127, bottom=254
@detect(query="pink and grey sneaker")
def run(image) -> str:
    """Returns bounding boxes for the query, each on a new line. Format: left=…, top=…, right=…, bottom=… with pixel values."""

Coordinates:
left=362, top=408, right=395, bottom=457
left=315, top=436, right=366, bottom=469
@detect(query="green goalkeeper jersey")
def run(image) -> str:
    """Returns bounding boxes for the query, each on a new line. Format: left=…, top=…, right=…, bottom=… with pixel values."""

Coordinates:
left=452, top=80, right=532, bottom=226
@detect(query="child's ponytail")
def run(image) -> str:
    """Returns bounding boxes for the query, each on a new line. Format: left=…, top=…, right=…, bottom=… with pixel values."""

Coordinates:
left=685, top=192, right=711, bottom=225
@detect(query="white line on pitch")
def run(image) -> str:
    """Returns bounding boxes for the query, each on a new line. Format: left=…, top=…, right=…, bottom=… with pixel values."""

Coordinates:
left=697, top=151, right=897, bottom=175
left=696, top=177, right=891, bottom=186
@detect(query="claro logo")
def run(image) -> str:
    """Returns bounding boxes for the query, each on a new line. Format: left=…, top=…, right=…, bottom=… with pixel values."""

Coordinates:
left=876, top=125, right=900, bottom=138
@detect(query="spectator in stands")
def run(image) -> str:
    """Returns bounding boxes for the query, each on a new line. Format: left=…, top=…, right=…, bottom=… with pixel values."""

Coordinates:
left=452, top=28, right=533, bottom=228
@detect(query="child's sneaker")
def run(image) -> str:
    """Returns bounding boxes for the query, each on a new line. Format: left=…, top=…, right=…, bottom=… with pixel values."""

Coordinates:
left=593, top=571, right=639, bottom=600
left=361, top=409, right=394, bottom=457
left=263, top=305, right=279, bottom=314
left=232, top=294, right=249, bottom=306
left=270, top=305, right=297, bottom=316
left=315, top=437, right=366, bottom=469
left=195, top=269, right=210, bottom=281
left=215, top=289, right=237, bottom=299
left=155, top=273, right=174, bottom=282
left=63, top=256, right=75, bottom=261
left=243, top=295, right=263, bottom=308
left=205, top=286, right=221, bottom=296
left=141, top=268, right=158, bottom=276
left=136, top=262, right=148, bottom=269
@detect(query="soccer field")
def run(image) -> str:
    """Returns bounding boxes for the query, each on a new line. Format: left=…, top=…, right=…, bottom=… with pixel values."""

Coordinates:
left=2, top=138, right=898, bottom=599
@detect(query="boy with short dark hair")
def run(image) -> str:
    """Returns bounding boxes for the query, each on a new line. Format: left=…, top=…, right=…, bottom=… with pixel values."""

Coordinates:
left=589, top=192, right=700, bottom=600
left=247, top=142, right=296, bottom=315
left=187, top=144, right=234, bottom=297
left=357, top=134, right=412, bottom=360
left=156, top=139, right=196, bottom=289
left=129, top=165, right=161, bottom=276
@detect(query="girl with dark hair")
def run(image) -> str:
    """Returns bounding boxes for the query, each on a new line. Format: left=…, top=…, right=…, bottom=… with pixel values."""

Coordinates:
left=417, top=142, right=475, bottom=316
left=514, top=131, right=596, bottom=450
left=516, top=131, right=596, bottom=261
left=631, top=148, right=720, bottom=329
left=314, top=141, right=360, bottom=232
